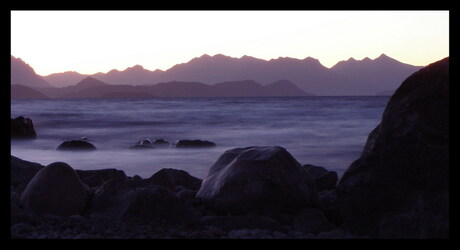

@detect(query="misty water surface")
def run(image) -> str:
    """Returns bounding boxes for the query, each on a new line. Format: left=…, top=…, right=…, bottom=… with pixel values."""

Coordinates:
left=11, top=96, right=389, bottom=179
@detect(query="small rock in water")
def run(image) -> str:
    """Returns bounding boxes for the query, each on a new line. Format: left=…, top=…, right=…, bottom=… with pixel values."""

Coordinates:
left=173, top=139, right=216, bottom=148
left=56, top=140, right=97, bottom=151
left=130, top=138, right=155, bottom=149
left=11, top=116, right=37, bottom=139
left=153, top=138, right=170, bottom=146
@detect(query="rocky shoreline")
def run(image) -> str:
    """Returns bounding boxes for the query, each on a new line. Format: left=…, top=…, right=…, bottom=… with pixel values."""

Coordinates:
left=11, top=152, right=362, bottom=239
left=10, top=57, right=449, bottom=239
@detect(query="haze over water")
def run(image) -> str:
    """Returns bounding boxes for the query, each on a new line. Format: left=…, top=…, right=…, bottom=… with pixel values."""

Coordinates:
left=11, top=96, right=390, bottom=179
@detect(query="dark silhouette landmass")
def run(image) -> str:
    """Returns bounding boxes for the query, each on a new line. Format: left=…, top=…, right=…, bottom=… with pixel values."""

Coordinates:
left=37, top=54, right=423, bottom=96
left=11, top=84, right=49, bottom=99
left=17, top=77, right=312, bottom=99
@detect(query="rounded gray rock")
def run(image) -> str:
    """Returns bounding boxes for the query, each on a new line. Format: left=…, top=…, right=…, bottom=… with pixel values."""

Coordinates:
left=197, top=146, right=317, bottom=215
left=20, top=162, right=87, bottom=216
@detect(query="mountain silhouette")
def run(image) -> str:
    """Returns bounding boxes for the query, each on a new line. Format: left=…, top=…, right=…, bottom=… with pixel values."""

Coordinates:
left=11, top=84, right=49, bottom=99
left=44, top=71, right=90, bottom=87
left=331, top=54, right=423, bottom=95
left=41, top=53, right=423, bottom=96
left=32, top=77, right=311, bottom=98
left=11, top=56, right=52, bottom=88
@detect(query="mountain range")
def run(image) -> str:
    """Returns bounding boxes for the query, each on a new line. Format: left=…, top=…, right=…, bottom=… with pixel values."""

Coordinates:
left=23, top=77, right=309, bottom=99
left=11, top=53, right=424, bottom=97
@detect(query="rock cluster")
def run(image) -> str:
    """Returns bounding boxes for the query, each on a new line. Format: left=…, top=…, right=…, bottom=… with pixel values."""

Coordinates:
left=11, top=146, right=340, bottom=239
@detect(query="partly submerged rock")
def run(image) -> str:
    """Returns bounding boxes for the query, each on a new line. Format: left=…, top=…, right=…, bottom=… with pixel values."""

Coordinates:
left=130, top=138, right=154, bottom=149
left=153, top=139, right=170, bottom=146
left=336, top=57, right=449, bottom=238
left=196, top=146, right=317, bottom=215
left=20, top=162, right=87, bottom=216
left=56, top=140, right=97, bottom=151
left=11, top=116, right=37, bottom=139
left=174, top=139, right=216, bottom=148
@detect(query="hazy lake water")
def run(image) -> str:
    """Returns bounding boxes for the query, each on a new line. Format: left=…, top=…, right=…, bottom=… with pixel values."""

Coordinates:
left=11, top=96, right=390, bottom=179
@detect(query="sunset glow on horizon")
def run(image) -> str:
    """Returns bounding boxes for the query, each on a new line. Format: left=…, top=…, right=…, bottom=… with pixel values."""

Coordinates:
left=11, top=10, right=449, bottom=76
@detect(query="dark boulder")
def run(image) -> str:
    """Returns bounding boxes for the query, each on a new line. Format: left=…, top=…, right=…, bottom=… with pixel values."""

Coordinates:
left=75, top=168, right=127, bottom=188
left=11, top=156, right=45, bottom=194
left=56, top=140, right=97, bottom=151
left=174, top=139, right=216, bottom=148
left=20, top=162, right=87, bottom=216
left=86, top=178, right=184, bottom=220
left=196, top=146, right=317, bottom=215
left=11, top=116, right=37, bottom=139
left=336, top=57, right=449, bottom=238
left=144, top=168, right=202, bottom=191
left=303, top=164, right=338, bottom=191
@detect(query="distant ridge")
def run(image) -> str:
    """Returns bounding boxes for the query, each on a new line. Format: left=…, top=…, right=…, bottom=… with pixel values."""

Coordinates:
left=39, top=53, right=424, bottom=95
left=11, top=84, right=49, bottom=99
left=28, top=77, right=312, bottom=98
left=330, top=53, right=423, bottom=95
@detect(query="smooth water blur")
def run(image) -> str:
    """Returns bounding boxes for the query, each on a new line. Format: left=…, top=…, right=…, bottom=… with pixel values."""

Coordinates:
left=11, top=96, right=390, bottom=179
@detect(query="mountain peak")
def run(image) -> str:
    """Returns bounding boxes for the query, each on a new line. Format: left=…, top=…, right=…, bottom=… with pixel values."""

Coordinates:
left=126, top=64, right=145, bottom=71
left=11, top=55, right=52, bottom=88
left=375, top=53, right=393, bottom=61
left=76, top=76, right=108, bottom=87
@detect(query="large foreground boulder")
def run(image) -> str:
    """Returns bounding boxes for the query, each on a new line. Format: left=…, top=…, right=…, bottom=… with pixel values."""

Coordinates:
left=11, top=156, right=44, bottom=193
left=20, top=162, right=88, bottom=216
left=196, top=146, right=317, bottom=215
left=11, top=116, right=37, bottom=139
left=336, top=58, right=449, bottom=238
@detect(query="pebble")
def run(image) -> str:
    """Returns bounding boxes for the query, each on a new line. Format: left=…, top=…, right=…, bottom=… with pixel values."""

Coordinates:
left=273, top=231, right=288, bottom=239
left=74, top=233, right=91, bottom=239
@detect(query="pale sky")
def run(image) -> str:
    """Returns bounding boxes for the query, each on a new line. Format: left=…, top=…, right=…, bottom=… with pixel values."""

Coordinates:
left=11, top=10, right=449, bottom=76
